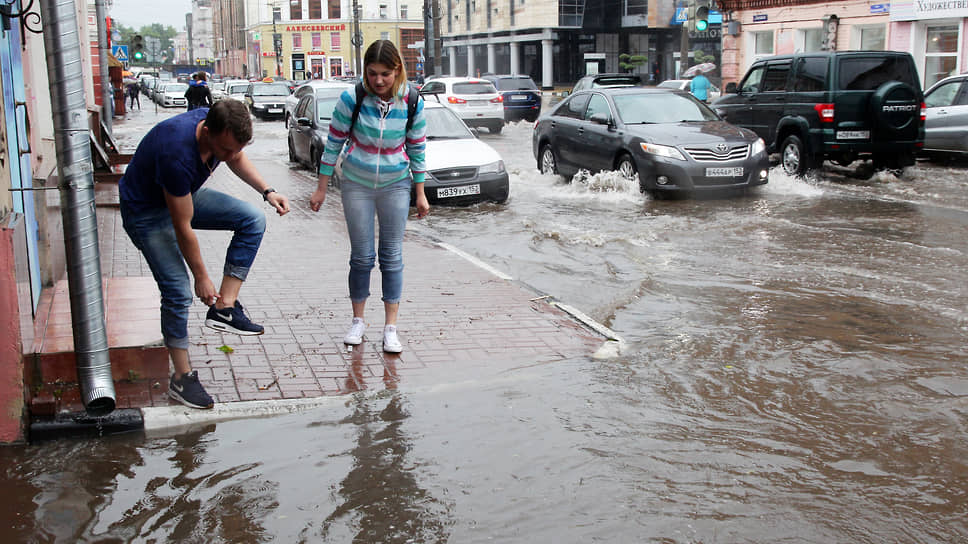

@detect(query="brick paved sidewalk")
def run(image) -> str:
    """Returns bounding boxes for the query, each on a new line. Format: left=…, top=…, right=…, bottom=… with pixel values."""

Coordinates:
left=90, top=141, right=605, bottom=408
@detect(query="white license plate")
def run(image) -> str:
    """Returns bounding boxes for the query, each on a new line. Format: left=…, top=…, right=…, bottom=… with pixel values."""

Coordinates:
left=705, top=167, right=744, bottom=177
left=437, top=184, right=481, bottom=198
left=268, top=108, right=283, bottom=113
left=837, top=130, right=870, bottom=139
left=510, top=95, right=528, bottom=101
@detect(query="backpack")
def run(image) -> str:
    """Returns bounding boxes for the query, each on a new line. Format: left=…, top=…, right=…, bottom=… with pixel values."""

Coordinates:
left=349, top=81, right=420, bottom=135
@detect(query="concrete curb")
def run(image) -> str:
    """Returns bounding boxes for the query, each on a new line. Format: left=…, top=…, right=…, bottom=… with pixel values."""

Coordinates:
left=141, top=397, right=342, bottom=432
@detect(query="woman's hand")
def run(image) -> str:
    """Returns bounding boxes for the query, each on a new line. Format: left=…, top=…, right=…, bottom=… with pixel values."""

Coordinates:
left=415, top=192, right=430, bottom=219
left=310, top=175, right=329, bottom=212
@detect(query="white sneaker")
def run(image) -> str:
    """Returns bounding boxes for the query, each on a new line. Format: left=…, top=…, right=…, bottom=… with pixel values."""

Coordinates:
left=343, top=318, right=366, bottom=345
left=383, top=325, right=403, bottom=353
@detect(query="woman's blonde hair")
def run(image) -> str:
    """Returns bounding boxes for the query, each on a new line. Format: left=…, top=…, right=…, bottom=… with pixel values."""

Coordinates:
left=362, top=40, right=408, bottom=98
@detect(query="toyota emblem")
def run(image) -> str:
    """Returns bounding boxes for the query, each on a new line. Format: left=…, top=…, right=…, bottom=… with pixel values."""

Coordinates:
left=715, top=143, right=728, bottom=154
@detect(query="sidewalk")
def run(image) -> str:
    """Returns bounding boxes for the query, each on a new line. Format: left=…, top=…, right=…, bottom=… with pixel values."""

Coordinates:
left=30, top=115, right=612, bottom=422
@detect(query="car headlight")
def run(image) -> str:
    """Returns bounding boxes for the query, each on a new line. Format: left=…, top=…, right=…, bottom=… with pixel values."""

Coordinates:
left=639, top=142, right=686, bottom=161
left=751, top=138, right=766, bottom=155
left=479, top=160, right=505, bottom=174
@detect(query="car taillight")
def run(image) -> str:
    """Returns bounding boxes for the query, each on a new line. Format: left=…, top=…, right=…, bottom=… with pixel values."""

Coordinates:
left=814, top=103, right=835, bottom=122
left=447, top=96, right=467, bottom=104
left=490, top=96, right=504, bottom=103
left=920, top=102, right=926, bottom=121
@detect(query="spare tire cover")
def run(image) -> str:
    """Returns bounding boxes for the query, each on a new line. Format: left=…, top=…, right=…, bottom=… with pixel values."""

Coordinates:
left=870, top=81, right=919, bottom=135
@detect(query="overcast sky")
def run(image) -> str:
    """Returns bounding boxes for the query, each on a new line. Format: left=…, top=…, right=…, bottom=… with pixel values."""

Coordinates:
left=109, top=0, right=193, bottom=31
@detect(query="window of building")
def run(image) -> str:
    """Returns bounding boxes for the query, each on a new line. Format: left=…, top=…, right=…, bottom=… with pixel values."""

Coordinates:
left=859, top=26, right=885, bottom=50
left=625, top=0, right=647, bottom=16
left=401, top=4, right=408, bottom=18
left=509, top=0, right=515, bottom=25
left=272, top=6, right=281, bottom=23
left=331, top=32, right=341, bottom=51
left=380, top=4, right=388, bottom=18
left=559, top=0, right=584, bottom=26
left=312, top=32, right=321, bottom=49
left=328, top=0, right=340, bottom=19
left=753, top=30, right=774, bottom=56
left=292, top=33, right=302, bottom=50
left=290, top=0, right=302, bottom=20
left=309, top=0, right=322, bottom=19
left=381, top=31, right=390, bottom=41
left=925, top=25, right=959, bottom=88
left=799, top=28, right=823, bottom=52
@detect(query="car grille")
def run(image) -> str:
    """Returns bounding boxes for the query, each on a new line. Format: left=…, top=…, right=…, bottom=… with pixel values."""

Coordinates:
left=684, top=144, right=750, bottom=162
left=430, top=166, right=477, bottom=183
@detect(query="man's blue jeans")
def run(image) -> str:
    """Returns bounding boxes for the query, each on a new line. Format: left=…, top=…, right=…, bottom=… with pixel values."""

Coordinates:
left=340, top=179, right=411, bottom=304
left=120, top=187, right=266, bottom=349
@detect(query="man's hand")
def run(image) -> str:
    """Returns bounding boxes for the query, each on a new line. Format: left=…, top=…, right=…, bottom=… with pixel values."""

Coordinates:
left=310, top=175, right=329, bottom=212
left=266, top=191, right=290, bottom=216
left=195, top=276, right=219, bottom=306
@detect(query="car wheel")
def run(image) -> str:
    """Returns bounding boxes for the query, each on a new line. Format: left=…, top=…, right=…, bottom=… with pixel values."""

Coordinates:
left=288, top=137, right=296, bottom=164
left=539, top=144, right=559, bottom=176
left=780, top=134, right=815, bottom=176
left=616, top=153, right=638, bottom=181
left=490, top=122, right=503, bottom=135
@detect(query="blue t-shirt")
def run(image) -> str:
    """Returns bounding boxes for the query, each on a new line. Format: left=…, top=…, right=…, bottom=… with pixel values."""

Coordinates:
left=119, top=108, right=220, bottom=213
left=690, top=75, right=710, bottom=101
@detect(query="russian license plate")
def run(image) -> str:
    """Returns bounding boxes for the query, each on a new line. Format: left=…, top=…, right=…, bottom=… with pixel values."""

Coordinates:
left=705, top=167, right=744, bottom=177
left=268, top=108, right=282, bottom=114
left=437, top=184, right=481, bottom=198
left=837, top=130, right=870, bottom=139
left=510, top=94, right=528, bottom=101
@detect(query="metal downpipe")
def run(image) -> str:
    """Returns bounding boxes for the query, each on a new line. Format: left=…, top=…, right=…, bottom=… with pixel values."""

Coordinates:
left=40, top=0, right=116, bottom=415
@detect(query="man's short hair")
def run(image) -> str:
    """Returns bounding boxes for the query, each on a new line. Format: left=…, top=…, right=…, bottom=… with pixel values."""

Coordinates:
left=204, top=100, right=252, bottom=144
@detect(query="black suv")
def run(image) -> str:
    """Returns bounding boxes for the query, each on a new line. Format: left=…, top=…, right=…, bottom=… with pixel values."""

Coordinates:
left=713, top=51, right=924, bottom=176
left=482, top=74, right=542, bottom=122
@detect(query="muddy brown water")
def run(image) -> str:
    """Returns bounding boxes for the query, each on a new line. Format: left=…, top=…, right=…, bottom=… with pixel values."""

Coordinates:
left=1, top=114, right=964, bottom=542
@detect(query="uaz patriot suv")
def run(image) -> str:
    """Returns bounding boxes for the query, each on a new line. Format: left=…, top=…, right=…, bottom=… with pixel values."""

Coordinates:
left=713, top=51, right=924, bottom=177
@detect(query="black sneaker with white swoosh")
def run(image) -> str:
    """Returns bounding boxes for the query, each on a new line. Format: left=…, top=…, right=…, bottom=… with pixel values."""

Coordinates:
left=168, top=370, right=214, bottom=409
left=205, top=300, right=264, bottom=335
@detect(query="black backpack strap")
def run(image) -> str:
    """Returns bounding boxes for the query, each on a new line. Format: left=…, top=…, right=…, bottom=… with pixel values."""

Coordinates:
left=406, top=84, right=419, bottom=134
left=349, top=81, right=366, bottom=134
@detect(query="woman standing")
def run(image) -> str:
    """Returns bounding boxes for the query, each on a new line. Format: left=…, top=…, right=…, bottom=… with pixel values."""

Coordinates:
left=310, top=40, right=429, bottom=353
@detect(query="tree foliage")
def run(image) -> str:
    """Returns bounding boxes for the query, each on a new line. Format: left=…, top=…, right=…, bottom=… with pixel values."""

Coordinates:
left=619, top=53, right=648, bottom=73
left=112, top=21, right=177, bottom=59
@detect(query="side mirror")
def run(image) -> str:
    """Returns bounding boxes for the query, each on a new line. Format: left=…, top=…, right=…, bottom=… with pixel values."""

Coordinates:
left=297, top=117, right=312, bottom=127
left=589, top=112, right=611, bottom=126
left=725, top=82, right=738, bottom=94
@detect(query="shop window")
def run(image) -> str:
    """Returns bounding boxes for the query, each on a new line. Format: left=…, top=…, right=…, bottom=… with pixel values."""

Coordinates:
left=799, top=28, right=823, bottom=52
left=292, top=33, right=302, bottom=51
left=925, top=25, right=959, bottom=88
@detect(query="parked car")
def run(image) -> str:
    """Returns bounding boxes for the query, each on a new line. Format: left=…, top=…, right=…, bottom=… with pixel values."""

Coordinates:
left=326, top=102, right=509, bottom=204
left=713, top=51, right=924, bottom=177
left=418, top=77, right=505, bottom=134
left=571, top=73, right=642, bottom=94
left=285, top=80, right=353, bottom=128
left=158, top=82, right=188, bottom=108
left=657, top=79, right=721, bottom=102
left=533, top=87, right=769, bottom=198
left=287, top=84, right=354, bottom=169
left=209, top=80, right=227, bottom=101
left=222, top=79, right=251, bottom=101
left=481, top=74, right=542, bottom=122
left=921, top=73, right=968, bottom=158
left=244, top=82, right=290, bottom=119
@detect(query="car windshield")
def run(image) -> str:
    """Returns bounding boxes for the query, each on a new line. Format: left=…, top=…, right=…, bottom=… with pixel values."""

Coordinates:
left=252, top=84, right=290, bottom=96
left=493, top=77, right=537, bottom=91
left=229, top=84, right=248, bottom=94
left=165, top=83, right=188, bottom=92
left=452, top=82, right=497, bottom=94
left=315, top=95, right=342, bottom=121
left=424, top=107, right=473, bottom=139
left=613, top=92, right=720, bottom=124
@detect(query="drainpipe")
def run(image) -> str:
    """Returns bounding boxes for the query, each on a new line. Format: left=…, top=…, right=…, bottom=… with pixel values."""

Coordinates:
left=95, top=0, right=111, bottom=134
left=40, top=0, right=116, bottom=416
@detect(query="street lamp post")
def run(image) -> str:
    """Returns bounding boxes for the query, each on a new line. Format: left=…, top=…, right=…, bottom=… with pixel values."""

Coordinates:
left=272, top=4, right=282, bottom=77
left=352, top=0, right=363, bottom=76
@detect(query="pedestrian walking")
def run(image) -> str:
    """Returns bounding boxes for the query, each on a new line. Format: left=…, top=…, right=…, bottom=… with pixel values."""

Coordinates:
left=690, top=72, right=711, bottom=103
left=309, top=39, right=429, bottom=354
left=185, top=72, right=213, bottom=111
left=126, top=80, right=140, bottom=110
left=119, top=100, right=291, bottom=409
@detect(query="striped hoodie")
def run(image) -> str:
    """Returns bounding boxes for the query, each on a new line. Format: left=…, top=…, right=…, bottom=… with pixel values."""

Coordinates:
left=318, top=81, right=427, bottom=188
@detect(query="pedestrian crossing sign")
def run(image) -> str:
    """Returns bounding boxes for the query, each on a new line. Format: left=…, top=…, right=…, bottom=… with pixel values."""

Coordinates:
left=113, top=45, right=128, bottom=61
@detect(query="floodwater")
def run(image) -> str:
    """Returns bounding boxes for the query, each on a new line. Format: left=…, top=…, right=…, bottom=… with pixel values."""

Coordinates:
left=1, top=112, right=966, bottom=542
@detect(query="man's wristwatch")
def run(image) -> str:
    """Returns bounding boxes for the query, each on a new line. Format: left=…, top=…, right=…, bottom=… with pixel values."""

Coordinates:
left=262, top=187, right=276, bottom=201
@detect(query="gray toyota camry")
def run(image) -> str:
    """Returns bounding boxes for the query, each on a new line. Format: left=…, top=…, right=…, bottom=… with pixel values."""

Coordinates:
left=533, top=87, right=770, bottom=197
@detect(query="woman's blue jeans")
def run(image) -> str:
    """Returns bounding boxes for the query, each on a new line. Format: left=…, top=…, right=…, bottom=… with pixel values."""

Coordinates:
left=340, top=179, right=411, bottom=304
left=120, top=187, right=266, bottom=349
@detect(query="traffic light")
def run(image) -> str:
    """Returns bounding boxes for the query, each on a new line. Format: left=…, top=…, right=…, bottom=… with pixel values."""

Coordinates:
left=132, top=34, right=144, bottom=61
left=695, top=1, right=710, bottom=32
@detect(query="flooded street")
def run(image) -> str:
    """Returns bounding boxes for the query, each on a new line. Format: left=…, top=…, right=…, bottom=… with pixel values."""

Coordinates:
left=1, top=110, right=966, bottom=542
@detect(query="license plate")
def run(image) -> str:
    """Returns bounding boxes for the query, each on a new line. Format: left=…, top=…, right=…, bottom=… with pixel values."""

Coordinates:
left=837, top=130, right=870, bottom=139
left=268, top=108, right=282, bottom=113
left=510, top=94, right=528, bottom=101
left=705, top=167, right=744, bottom=177
left=437, top=184, right=481, bottom=198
